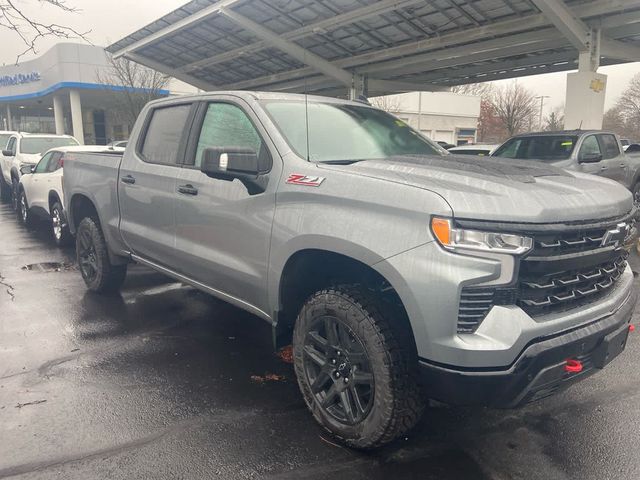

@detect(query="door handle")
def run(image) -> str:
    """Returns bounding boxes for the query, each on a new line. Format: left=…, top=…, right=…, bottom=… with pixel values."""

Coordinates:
left=621, top=163, right=628, bottom=168
left=121, top=175, right=136, bottom=185
left=178, top=184, right=198, bottom=196
left=600, top=166, right=608, bottom=170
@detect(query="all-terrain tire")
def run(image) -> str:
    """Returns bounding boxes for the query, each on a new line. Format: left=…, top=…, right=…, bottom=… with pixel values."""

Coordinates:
left=76, top=216, right=127, bottom=293
left=293, top=284, right=424, bottom=449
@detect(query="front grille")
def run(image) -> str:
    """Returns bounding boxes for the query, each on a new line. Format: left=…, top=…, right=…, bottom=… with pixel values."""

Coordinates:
left=456, top=217, right=634, bottom=334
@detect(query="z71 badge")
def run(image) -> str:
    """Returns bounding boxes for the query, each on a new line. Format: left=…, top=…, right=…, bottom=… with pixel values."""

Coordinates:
left=286, top=174, right=325, bottom=187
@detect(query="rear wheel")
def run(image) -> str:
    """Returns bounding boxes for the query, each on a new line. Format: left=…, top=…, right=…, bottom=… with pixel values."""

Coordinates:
left=293, top=285, right=424, bottom=449
left=51, top=202, right=72, bottom=247
left=76, top=216, right=127, bottom=292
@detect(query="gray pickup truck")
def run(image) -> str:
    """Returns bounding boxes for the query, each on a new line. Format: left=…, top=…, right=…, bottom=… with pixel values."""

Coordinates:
left=63, top=92, right=638, bottom=449
left=492, top=130, right=640, bottom=202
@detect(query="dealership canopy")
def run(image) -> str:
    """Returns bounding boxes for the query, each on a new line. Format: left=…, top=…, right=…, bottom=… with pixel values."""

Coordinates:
left=107, top=0, right=640, bottom=98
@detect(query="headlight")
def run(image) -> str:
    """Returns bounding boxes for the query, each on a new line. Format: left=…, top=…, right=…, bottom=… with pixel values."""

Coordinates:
left=431, top=217, right=533, bottom=255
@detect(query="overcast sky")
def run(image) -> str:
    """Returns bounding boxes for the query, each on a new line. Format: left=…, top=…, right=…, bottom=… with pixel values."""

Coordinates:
left=1, top=0, right=638, bottom=116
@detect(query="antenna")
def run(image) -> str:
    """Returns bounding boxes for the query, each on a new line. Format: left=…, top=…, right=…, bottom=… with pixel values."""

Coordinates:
left=304, top=50, right=310, bottom=161
left=578, top=120, right=583, bottom=131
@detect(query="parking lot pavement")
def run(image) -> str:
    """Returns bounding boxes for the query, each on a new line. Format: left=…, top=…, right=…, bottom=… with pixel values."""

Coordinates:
left=0, top=202, right=639, bottom=480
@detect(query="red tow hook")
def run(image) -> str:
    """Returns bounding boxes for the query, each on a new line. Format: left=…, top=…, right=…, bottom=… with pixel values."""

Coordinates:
left=565, top=359, right=583, bottom=374
left=630, top=324, right=636, bottom=333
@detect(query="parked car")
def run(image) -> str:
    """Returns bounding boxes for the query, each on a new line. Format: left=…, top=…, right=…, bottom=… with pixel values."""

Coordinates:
left=436, top=140, right=455, bottom=150
left=620, top=138, right=631, bottom=150
left=492, top=130, right=640, bottom=202
left=17, top=145, right=124, bottom=245
left=447, top=144, right=499, bottom=156
left=0, top=130, right=18, bottom=201
left=0, top=133, right=79, bottom=209
left=63, top=92, right=637, bottom=449
left=107, top=140, right=128, bottom=148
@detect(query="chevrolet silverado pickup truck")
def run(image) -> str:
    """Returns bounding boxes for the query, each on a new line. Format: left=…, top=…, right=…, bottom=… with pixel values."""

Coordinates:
left=63, top=92, right=638, bottom=449
left=492, top=130, right=640, bottom=202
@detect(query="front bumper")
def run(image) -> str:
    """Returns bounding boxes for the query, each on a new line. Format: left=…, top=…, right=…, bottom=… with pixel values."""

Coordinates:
left=418, top=284, right=637, bottom=407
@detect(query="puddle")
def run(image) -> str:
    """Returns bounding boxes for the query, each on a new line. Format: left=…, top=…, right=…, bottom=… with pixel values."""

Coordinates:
left=22, top=262, right=76, bottom=273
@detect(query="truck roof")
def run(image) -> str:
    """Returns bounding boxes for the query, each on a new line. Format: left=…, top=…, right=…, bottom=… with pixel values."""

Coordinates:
left=152, top=91, right=370, bottom=107
left=510, top=130, right=615, bottom=138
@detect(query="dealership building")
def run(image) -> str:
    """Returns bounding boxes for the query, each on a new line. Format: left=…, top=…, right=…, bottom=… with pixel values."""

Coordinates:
left=0, top=43, right=170, bottom=144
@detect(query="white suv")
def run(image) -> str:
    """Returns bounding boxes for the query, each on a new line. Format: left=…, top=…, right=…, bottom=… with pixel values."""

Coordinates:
left=17, top=145, right=122, bottom=246
left=0, top=133, right=79, bottom=209
left=0, top=130, right=18, bottom=201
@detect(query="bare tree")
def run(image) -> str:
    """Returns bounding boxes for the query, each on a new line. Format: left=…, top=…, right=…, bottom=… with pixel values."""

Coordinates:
left=96, top=55, right=170, bottom=127
left=0, top=0, right=89, bottom=62
left=370, top=95, right=402, bottom=114
left=451, top=82, right=493, bottom=99
left=610, top=73, right=640, bottom=141
left=490, top=81, right=538, bottom=136
left=543, top=106, right=564, bottom=131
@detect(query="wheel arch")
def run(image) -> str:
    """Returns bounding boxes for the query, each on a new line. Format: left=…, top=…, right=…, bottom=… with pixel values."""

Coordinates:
left=273, top=247, right=415, bottom=350
left=48, top=190, right=62, bottom=212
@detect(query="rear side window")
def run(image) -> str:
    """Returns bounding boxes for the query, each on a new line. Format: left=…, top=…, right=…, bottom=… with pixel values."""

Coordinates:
left=140, top=104, right=191, bottom=165
left=598, top=134, right=620, bottom=159
left=34, top=152, right=53, bottom=173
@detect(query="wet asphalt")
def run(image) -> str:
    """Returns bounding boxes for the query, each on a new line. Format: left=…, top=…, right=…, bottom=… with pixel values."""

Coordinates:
left=1, top=201, right=640, bottom=480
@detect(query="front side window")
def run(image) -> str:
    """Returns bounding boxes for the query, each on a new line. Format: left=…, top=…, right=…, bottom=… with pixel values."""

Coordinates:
left=34, top=152, right=53, bottom=173
left=21, top=137, right=78, bottom=155
left=140, top=104, right=191, bottom=165
left=46, top=152, right=64, bottom=172
left=493, top=136, right=577, bottom=161
left=6, top=137, right=16, bottom=155
left=579, top=135, right=601, bottom=160
left=261, top=100, right=441, bottom=162
left=0, top=133, right=11, bottom=150
left=194, top=103, right=269, bottom=170
left=599, top=134, right=620, bottom=159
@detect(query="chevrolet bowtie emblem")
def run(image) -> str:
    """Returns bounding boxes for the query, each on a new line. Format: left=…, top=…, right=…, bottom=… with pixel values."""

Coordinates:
left=590, top=78, right=605, bottom=93
left=601, top=223, right=628, bottom=249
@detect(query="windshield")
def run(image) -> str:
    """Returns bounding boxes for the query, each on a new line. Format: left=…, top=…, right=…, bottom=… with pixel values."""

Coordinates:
left=0, top=134, right=11, bottom=149
left=493, top=135, right=577, bottom=161
left=261, top=100, right=443, bottom=162
left=21, top=137, right=78, bottom=155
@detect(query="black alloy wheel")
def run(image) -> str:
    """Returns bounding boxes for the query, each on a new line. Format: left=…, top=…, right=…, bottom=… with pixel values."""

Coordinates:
left=302, top=315, right=375, bottom=425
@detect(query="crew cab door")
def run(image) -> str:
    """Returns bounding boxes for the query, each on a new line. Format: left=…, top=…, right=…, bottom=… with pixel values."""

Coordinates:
left=577, top=134, right=620, bottom=183
left=173, top=99, right=279, bottom=314
left=598, top=133, right=628, bottom=186
left=118, top=102, right=195, bottom=270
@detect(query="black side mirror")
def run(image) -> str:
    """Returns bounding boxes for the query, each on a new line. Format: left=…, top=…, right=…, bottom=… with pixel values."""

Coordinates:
left=579, top=152, right=603, bottom=163
left=20, top=165, right=34, bottom=175
left=2, top=149, right=13, bottom=157
left=200, top=147, right=267, bottom=194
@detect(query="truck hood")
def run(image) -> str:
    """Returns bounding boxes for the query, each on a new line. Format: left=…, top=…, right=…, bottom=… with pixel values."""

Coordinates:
left=318, top=155, right=633, bottom=223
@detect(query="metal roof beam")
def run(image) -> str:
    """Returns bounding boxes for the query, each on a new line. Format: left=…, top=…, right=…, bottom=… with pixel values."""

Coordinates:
left=600, top=37, right=640, bottom=62
left=123, top=52, right=217, bottom=91
left=219, top=7, right=354, bottom=87
left=176, top=0, right=423, bottom=73
left=530, top=0, right=590, bottom=50
left=111, top=0, right=244, bottom=58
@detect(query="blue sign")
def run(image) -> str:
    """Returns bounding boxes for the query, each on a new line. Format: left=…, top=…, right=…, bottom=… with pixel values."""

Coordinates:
left=0, top=72, right=41, bottom=88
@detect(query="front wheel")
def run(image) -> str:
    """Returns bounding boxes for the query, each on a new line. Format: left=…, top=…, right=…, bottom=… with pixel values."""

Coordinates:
left=293, top=285, right=424, bottom=449
left=76, top=216, right=127, bottom=293
left=11, top=177, right=19, bottom=211
left=51, top=202, right=72, bottom=247
left=632, top=182, right=640, bottom=205
left=17, top=190, right=33, bottom=226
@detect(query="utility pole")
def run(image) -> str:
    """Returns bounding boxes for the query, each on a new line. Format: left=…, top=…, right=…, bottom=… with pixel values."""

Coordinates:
left=535, top=95, right=550, bottom=131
